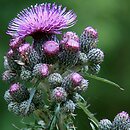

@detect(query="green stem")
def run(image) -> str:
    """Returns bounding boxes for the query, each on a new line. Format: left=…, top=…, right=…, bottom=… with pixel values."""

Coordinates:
left=25, top=80, right=41, bottom=114
left=77, top=102, right=99, bottom=127
left=49, top=104, right=60, bottom=130
left=57, top=114, right=65, bottom=130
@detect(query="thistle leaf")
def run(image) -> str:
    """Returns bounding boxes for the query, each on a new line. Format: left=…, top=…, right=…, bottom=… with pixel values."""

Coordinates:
left=84, top=73, right=124, bottom=90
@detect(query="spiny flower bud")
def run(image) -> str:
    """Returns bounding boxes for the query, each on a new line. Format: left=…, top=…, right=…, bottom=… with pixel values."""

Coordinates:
left=89, top=64, right=101, bottom=74
left=84, top=26, right=98, bottom=39
left=48, top=73, right=63, bottom=87
left=64, top=39, right=80, bottom=52
left=8, top=102, right=20, bottom=115
left=51, top=87, right=67, bottom=102
left=58, top=50, right=79, bottom=68
left=63, top=100, right=76, bottom=113
left=9, top=83, right=29, bottom=103
left=59, top=32, right=80, bottom=67
left=78, top=52, right=88, bottom=64
left=61, top=31, right=79, bottom=44
left=42, top=41, right=59, bottom=56
left=28, top=48, right=40, bottom=68
left=20, top=69, right=32, bottom=81
left=87, top=48, right=104, bottom=64
left=2, top=70, right=17, bottom=83
left=4, top=90, right=14, bottom=103
left=19, top=100, right=35, bottom=116
left=33, top=63, right=49, bottom=78
left=71, top=73, right=83, bottom=86
left=99, top=119, right=112, bottom=130
left=62, top=73, right=85, bottom=92
left=61, top=74, right=81, bottom=93
left=80, top=26, right=98, bottom=53
left=112, top=111, right=130, bottom=130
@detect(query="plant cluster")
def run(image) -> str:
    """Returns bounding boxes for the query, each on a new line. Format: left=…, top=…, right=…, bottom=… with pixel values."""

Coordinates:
left=2, top=3, right=128, bottom=130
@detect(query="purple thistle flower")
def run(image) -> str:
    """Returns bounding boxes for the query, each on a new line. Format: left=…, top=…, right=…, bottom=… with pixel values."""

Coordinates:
left=71, top=72, right=83, bottom=86
left=33, top=63, right=49, bottom=78
left=40, top=64, right=49, bottom=77
left=64, top=39, right=80, bottom=52
left=61, top=31, right=79, bottom=44
left=7, top=3, right=77, bottom=39
left=9, top=83, right=29, bottom=103
left=42, top=41, right=59, bottom=56
left=51, top=87, right=67, bottom=102
left=84, top=26, right=98, bottom=39
left=9, top=83, right=21, bottom=95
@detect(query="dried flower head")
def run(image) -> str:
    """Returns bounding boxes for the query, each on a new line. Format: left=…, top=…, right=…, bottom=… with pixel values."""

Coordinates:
left=7, top=3, right=77, bottom=39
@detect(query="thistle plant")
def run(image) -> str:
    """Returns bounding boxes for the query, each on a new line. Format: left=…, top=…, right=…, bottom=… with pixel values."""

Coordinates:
left=2, top=3, right=128, bottom=130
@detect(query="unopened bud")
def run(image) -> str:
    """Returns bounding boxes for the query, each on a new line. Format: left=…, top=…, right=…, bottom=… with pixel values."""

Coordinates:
left=9, top=83, right=29, bottom=103
left=99, top=119, right=112, bottom=130
left=51, top=87, right=67, bottom=102
left=63, top=100, right=76, bottom=113
left=48, top=73, right=63, bottom=87
left=33, top=63, right=49, bottom=78
left=87, top=48, right=104, bottom=64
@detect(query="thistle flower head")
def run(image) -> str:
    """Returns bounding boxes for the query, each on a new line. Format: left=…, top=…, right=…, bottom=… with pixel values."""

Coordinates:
left=51, top=87, right=67, bottom=102
left=48, top=73, right=63, bottom=87
left=9, top=83, right=21, bottom=95
left=71, top=72, right=83, bottom=86
left=7, top=3, right=77, bottom=39
left=64, top=39, right=80, bottom=52
left=9, top=83, right=29, bottom=103
left=42, top=41, right=59, bottom=56
left=99, top=119, right=112, bottom=130
left=112, top=111, right=130, bottom=130
left=113, top=111, right=129, bottom=124
left=87, top=48, right=104, bottom=64
left=61, top=31, right=79, bottom=44
left=84, top=26, right=98, bottom=39
left=33, top=63, right=49, bottom=78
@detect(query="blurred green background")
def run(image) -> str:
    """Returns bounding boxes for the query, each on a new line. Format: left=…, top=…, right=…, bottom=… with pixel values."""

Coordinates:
left=0, top=0, right=130, bottom=129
